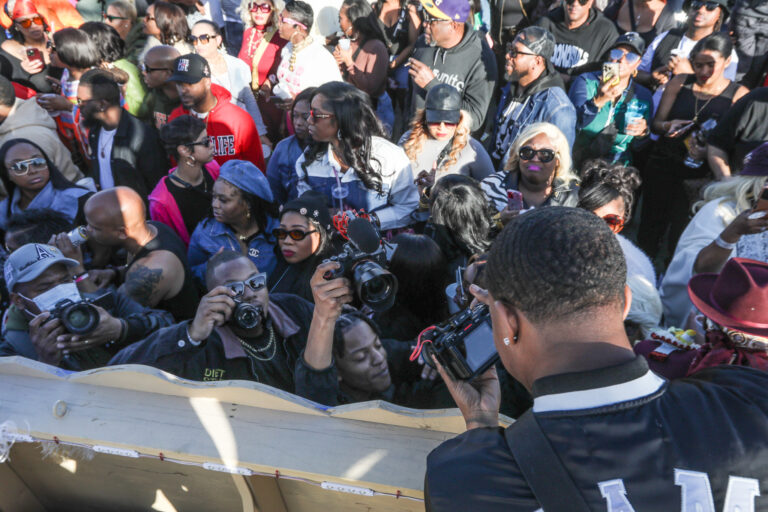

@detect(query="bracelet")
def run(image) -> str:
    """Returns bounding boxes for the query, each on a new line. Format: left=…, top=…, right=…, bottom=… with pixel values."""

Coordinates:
left=74, top=272, right=90, bottom=283
left=186, top=324, right=203, bottom=346
left=714, top=235, right=736, bottom=251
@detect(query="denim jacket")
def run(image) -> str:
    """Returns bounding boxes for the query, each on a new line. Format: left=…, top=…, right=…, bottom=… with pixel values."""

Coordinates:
left=187, top=216, right=279, bottom=285
left=490, top=70, right=577, bottom=168
left=266, top=135, right=304, bottom=205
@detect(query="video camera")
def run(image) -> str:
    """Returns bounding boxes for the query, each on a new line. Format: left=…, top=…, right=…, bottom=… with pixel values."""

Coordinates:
left=419, top=304, right=498, bottom=381
left=323, top=217, right=398, bottom=312
left=49, top=291, right=115, bottom=335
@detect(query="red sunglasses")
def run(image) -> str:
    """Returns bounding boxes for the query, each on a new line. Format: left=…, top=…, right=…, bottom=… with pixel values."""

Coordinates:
left=603, top=214, right=625, bottom=234
left=249, top=2, right=272, bottom=13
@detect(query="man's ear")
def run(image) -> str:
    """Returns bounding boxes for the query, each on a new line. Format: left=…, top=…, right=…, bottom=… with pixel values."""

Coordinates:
left=622, top=284, right=633, bottom=320
left=491, top=299, right=520, bottom=343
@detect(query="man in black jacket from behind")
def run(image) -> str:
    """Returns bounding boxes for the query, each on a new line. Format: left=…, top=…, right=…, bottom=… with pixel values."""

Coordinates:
left=78, top=69, right=169, bottom=198
left=408, top=0, right=497, bottom=132
left=425, top=207, right=768, bottom=511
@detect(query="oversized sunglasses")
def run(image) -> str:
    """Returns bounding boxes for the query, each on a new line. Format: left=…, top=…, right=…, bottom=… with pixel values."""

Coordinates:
left=9, top=157, right=47, bottom=175
left=519, top=146, right=556, bottom=163
left=309, top=109, right=334, bottom=120
left=564, top=0, right=590, bottom=5
left=186, top=138, right=213, bottom=148
left=603, top=214, right=625, bottom=234
left=15, top=16, right=43, bottom=28
left=249, top=2, right=272, bottom=13
left=102, top=12, right=131, bottom=22
left=274, top=228, right=317, bottom=241
left=279, top=16, right=307, bottom=30
left=225, top=273, right=267, bottom=296
left=690, top=0, right=720, bottom=10
left=609, top=48, right=641, bottom=65
left=188, top=33, right=216, bottom=45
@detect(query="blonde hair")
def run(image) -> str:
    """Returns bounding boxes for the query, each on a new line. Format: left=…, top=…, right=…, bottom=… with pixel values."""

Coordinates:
left=403, top=109, right=471, bottom=172
left=239, top=0, right=283, bottom=27
left=108, top=0, right=137, bottom=21
left=695, top=175, right=768, bottom=213
left=503, top=122, right=578, bottom=186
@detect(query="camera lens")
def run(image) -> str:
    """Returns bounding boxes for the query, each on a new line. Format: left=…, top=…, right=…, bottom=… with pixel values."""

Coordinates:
left=352, top=260, right=398, bottom=312
left=233, top=301, right=262, bottom=330
left=61, top=302, right=99, bottom=335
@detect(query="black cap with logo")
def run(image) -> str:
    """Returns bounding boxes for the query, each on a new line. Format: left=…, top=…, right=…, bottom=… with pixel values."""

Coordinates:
left=169, top=54, right=211, bottom=84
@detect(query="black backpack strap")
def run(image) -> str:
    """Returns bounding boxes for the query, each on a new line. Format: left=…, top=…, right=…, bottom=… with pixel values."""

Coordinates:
left=504, top=410, right=591, bottom=512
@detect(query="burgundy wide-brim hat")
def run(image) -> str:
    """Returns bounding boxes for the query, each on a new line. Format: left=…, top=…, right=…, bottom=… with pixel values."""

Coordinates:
left=688, top=257, right=768, bottom=337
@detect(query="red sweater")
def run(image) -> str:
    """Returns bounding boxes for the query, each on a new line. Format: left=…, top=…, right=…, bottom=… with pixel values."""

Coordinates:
left=169, top=84, right=265, bottom=171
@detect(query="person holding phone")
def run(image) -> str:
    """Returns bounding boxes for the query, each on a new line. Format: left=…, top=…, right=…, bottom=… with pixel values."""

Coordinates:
left=638, top=33, right=749, bottom=263
left=660, top=143, right=768, bottom=328
left=568, top=32, right=653, bottom=167
left=0, top=0, right=53, bottom=93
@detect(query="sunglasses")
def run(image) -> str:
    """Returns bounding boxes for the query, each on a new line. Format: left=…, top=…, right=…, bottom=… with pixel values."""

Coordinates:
left=249, top=2, right=272, bottom=12
left=519, top=146, right=556, bottom=163
left=309, top=109, right=334, bottom=120
left=186, top=138, right=213, bottom=148
left=274, top=228, right=317, bottom=241
left=279, top=16, right=307, bottom=30
left=427, top=121, right=458, bottom=127
left=564, top=0, right=590, bottom=5
left=9, top=157, right=47, bottom=175
left=225, top=273, right=267, bottom=296
left=506, top=45, right=537, bottom=58
left=609, top=48, right=641, bottom=65
left=189, top=34, right=217, bottom=45
left=15, top=16, right=43, bottom=28
left=140, top=62, right=170, bottom=73
left=102, top=12, right=130, bottom=22
left=690, top=0, right=720, bottom=10
left=602, top=214, right=625, bottom=234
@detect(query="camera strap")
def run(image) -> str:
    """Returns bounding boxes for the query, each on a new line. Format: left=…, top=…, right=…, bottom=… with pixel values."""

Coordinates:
left=504, top=410, right=591, bottom=511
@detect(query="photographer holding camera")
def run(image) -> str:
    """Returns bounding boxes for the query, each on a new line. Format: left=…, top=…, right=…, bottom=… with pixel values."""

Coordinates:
left=0, top=244, right=175, bottom=370
left=109, top=250, right=353, bottom=402
left=425, top=207, right=768, bottom=511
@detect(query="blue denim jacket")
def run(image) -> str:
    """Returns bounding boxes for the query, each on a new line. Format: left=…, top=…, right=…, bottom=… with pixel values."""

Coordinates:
left=187, top=216, right=279, bottom=285
left=266, top=135, right=304, bottom=205
left=490, top=80, right=577, bottom=167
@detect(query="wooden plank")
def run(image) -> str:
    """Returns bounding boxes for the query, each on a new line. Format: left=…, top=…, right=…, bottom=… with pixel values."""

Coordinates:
left=248, top=474, right=289, bottom=512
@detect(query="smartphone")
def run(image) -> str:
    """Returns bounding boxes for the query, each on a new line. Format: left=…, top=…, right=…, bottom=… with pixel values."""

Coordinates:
left=26, top=48, right=44, bottom=67
left=753, top=187, right=768, bottom=213
left=602, top=62, right=620, bottom=87
left=507, top=189, right=524, bottom=211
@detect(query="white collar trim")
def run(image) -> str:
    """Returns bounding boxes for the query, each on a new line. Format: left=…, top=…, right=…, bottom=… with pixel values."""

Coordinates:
left=532, top=370, right=666, bottom=413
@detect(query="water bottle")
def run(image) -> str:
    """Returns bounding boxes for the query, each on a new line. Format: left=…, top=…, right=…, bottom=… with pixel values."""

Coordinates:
left=683, top=118, right=718, bottom=169
left=623, top=101, right=646, bottom=133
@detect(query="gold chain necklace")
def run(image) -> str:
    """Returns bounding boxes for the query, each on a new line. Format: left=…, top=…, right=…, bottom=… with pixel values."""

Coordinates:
left=288, top=35, right=312, bottom=72
left=237, top=324, right=277, bottom=362
left=692, top=82, right=723, bottom=123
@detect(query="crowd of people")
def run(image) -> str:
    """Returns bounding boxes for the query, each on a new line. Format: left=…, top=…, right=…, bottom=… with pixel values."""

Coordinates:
left=0, top=0, right=767, bottom=506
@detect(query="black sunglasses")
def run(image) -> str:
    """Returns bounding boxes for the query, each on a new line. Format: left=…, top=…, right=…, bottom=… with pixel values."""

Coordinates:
left=188, top=34, right=216, bottom=45
left=565, top=0, right=590, bottom=5
left=690, top=0, right=720, bottom=10
left=506, top=45, right=537, bottom=58
left=140, top=62, right=170, bottom=73
left=274, top=228, right=317, bottom=241
left=225, top=273, right=267, bottom=296
left=519, top=146, right=556, bottom=163
left=186, top=138, right=213, bottom=148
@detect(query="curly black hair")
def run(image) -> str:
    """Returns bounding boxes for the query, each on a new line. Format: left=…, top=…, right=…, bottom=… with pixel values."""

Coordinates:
left=484, top=207, right=626, bottom=324
left=577, top=159, right=641, bottom=222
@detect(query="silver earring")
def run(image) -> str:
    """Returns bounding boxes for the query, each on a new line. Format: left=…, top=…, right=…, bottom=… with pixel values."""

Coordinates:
left=503, top=337, right=510, bottom=346
left=337, top=129, right=342, bottom=139
left=514, top=335, right=518, bottom=341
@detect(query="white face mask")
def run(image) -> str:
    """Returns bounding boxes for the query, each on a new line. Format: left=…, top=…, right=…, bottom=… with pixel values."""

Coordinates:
left=21, top=282, right=82, bottom=313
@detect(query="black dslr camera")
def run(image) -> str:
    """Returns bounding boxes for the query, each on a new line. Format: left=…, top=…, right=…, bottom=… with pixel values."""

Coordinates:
left=232, top=301, right=262, bottom=330
left=49, top=291, right=115, bottom=335
left=323, top=218, right=398, bottom=312
left=422, top=304, right=498, bottom=381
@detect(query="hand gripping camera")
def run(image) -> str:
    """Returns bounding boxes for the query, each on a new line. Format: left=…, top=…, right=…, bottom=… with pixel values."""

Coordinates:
left=323, top=217, right=398, bottom=312
left=232, top=301, right=263, bottom=330
left=417, top=304, right=499, bottom=381
left=50, top=291, right=115, bottom=335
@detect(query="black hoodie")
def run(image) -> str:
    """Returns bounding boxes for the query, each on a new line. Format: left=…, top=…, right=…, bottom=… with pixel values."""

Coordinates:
left=410, top=25, right=498, bottom=132
left=535, top=7, right=619, bottom=77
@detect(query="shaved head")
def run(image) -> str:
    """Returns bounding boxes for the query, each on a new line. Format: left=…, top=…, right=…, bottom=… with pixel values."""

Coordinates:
left=85, top=186, right=146, bottom=231
left=145, top=45, right=181, bottom=68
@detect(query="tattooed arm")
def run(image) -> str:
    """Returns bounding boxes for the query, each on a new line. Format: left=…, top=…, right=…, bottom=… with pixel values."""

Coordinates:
left=119, top=251, right=184, bottom=307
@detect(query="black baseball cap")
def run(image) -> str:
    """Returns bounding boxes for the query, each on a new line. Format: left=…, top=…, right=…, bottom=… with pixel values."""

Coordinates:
left=169, top=54, right=211, bottom=84
left=611, top=31, right=645, bottom=56
left=425, top=83, right=461, bottom=124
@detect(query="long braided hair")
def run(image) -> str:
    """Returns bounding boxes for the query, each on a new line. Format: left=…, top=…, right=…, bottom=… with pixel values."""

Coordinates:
left=300, top=82, right=386, bottom=193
